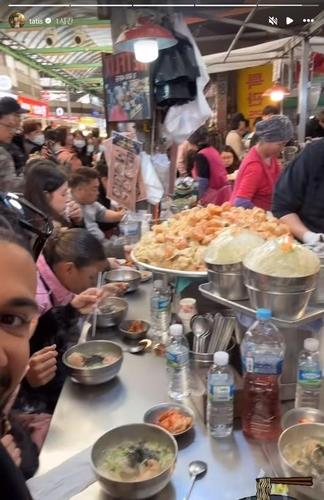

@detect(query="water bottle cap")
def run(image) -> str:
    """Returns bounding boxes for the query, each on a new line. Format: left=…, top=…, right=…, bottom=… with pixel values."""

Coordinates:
left=170, top=324, right=183, bottom=337
left=256, top=308, right=272, bottom=321
left=304, top=338, right=319, bottom=352
left=213, top=351, right=229, bottom=366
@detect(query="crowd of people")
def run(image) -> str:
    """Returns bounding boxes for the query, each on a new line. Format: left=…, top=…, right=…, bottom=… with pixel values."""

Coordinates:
left=1, top=89, right=324, bottom=497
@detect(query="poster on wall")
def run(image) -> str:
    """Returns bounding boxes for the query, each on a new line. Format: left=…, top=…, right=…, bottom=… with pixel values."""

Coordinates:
left=105, top=131, right=146, bottom=211
left=236, top=64, right=272, bottom=120
left=102, top=52, right=151, bottom=123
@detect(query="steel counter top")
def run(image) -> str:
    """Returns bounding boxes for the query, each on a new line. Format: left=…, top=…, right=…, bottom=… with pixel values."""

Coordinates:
left=37, top=282, right=270, bottom=500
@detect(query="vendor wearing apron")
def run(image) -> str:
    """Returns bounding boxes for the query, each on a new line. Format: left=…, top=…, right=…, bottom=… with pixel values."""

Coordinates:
left=231, top=115, right=293, bottom=211
left=273, top=138, right=324, bottom=244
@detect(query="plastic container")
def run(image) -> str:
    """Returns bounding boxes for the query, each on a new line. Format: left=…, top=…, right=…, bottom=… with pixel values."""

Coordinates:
left=207, top=351, right=234, bottom=438
left=165, top=324, right=190, bottom=400
left=240, top=308, right=285, bottom=440
left=295, top=337, right=322, bottom=409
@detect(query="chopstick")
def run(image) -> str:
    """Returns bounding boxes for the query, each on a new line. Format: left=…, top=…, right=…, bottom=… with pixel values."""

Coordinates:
left=91, top=271, right=103, bottom=339
left=270, top=477, right=313, bottom=486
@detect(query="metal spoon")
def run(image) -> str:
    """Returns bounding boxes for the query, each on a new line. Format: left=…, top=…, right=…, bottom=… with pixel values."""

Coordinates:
left=185, top=460, right=208, bottom=500
left=123, top=339, right=152, bottom=354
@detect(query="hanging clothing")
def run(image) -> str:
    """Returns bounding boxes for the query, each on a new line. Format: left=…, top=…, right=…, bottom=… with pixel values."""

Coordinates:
left=231, top=146, right=281, bottom=211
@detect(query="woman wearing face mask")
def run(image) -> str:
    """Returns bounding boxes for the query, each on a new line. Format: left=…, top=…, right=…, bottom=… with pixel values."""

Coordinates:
left=14, top=228, right=126, bottom=415
left=24, top=159, right=82, bottom=228
left=73, top=130, right=92, bottom=167
left=22, top=120, right=45, bottom=158
left=54, top=126, right=82, bottom=173
left=85, top=134, right=96, bottom=166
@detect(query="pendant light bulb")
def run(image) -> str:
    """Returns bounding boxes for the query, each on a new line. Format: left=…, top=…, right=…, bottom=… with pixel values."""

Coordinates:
left=134, top=39, right=159, bottom=63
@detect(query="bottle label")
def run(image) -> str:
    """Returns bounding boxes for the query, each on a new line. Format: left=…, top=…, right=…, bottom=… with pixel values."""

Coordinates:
left=208, top=381, right=234, bottom=402
left=243, top=355, right=283, bottom=375
left=166, top=350, right=189, bottom=368
left=152, top=297, right=170, bottom=312
left=298, top=369, right=322, bottom=385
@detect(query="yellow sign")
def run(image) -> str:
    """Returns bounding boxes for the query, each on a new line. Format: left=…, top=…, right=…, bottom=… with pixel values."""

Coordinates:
left=237, top=64, right=273, bottom=121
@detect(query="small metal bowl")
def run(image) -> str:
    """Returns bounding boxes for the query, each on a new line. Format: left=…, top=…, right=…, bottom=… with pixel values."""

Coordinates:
left=91, top=423, right=178, bottom=499
left=63, top=340, right=123, bottom=385
left=144, top=402, right=195, bottom=436
left=119, top=319, right=150, bottom=340
left=105, top=269, right=141, bottom=293
left=97, top=297, right=128, bottom=328
left=281, top=407, right=324, bottom=430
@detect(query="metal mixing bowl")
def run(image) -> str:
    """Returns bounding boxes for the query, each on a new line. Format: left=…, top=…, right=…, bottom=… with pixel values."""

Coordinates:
left=105, top=269, right=141, bottom=293
left=278, top=423, right=324, bottom=500
left=97, top=297, right=128, bottom=328
left=119, top=319, right=150, bottom=340
left=143, top=402, right=195, bottom=436
left=63, top=340, right=123, bottom=385
left=243, top=267, right=318, bottom=320
left=282, top=407, right=324, bottom=430
left=206, top=261, right=247, bottom=300
left=91, top=423, right=178, bottom=499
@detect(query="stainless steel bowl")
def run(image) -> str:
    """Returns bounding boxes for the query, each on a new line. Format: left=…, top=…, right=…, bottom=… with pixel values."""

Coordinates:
left=119, top=320, right=150, bottom=340
left=281, top=407, right=324, bottom=430
left=97, top=297, right=128, bottom=328
left=278, top=423, right=324, bottom=500
left=206, top=261, right=247, bottom=300
left=243, top=267, right=318, bottom=320
left=105, top=269, right=141, bottom=293
left=91, top=423, right=178, bottom=499
left=143, top=402, right=195, bottom=436
left=63, top=340, right=123, bottom=385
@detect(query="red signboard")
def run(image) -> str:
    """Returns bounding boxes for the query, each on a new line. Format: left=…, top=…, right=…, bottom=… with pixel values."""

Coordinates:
left=18, top=96, right=48, bottom=118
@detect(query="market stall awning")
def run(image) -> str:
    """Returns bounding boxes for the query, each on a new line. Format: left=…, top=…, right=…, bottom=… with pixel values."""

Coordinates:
left=203, top=36, right=324, bottom=73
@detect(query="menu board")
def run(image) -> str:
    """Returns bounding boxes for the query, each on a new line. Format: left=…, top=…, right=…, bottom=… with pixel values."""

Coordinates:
left=106, top=132, right=146, bottom=211
left=102, top=52, right=151, bottom=123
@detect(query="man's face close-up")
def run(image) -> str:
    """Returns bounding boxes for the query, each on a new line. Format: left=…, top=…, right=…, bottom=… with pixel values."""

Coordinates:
left=0, top=243, right=37, bottom=412
left=0, top=114, right=17, bottom=144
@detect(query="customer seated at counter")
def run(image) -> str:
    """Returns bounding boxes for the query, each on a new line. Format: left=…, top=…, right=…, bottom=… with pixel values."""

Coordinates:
left=15, top=228, right=123, bottom=415
left=230, top=115, right=293, bottom=211
left=69, top=167, right=126, bottom=258
left=0, top=228, right=38, bottom=499
left=272, top=138, right=324, bottom=244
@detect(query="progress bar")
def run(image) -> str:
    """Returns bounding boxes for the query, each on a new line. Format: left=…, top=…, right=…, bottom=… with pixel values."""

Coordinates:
left=7, top=3, right=321, bottom=7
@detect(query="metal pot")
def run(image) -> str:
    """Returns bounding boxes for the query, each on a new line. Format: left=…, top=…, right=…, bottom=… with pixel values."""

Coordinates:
left=63, top=340, right=123, bottom=386
left=91, top=423, right=178, bottom=499
left=243, top=267, right=318, bottom=320
left=97, top=297, right=128, bottom=328
left=206, top=261, right=247, bottom=300
left=278, top=423, right=324, bottom=500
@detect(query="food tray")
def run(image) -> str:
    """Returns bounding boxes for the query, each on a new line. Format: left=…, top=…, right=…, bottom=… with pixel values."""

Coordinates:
left=199, top=282, right=324, bottom=327
left=131, top=251, right=207, bottom=278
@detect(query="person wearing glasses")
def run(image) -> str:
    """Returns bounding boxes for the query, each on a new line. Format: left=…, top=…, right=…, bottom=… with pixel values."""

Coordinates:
left=0, top=97, right=26, bottom=193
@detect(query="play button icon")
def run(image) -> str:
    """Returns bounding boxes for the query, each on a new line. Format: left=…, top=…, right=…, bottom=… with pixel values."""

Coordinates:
left=286, top=16, right=294, bottom=25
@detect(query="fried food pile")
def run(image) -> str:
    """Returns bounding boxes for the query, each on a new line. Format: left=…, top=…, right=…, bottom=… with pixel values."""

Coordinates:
left=134, top=204, right=290, bottom=272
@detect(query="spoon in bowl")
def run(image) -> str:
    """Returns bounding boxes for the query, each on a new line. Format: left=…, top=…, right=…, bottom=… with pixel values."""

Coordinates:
left=123, top=339, right=152, bottom=354
left=185, top=461, right=208, bottom=500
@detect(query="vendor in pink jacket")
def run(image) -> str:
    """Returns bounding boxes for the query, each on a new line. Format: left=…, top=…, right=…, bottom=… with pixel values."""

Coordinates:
left=230, top=115, right=293, bottom=211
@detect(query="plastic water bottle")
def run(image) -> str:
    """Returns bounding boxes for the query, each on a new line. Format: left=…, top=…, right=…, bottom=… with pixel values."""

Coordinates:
left=295, top=338, right=322, bottom=409
left=207, top=351, right=234, bottom=438
left=150, top=280, right=171, bottom=339
left=240, top=309, right=285, bottom=440
left=166, top=324, right=190, bottom=400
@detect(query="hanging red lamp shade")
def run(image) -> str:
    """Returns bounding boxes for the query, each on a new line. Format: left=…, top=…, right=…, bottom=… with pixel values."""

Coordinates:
left=114, top=19, right=177, bottom=63
left=262, top=82, right=290, bottom=102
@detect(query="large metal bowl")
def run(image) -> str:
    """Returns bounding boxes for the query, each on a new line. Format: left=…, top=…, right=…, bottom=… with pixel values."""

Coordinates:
left=63, top=340, right=123, bottom=385
left=97, top=297, right=128, bottom=328
left=206, top=261, right=247, bottom=300
left=91, top=423, right=178, bottom=499
left=282, top=407, right=324, bottom=430
left=278, top=423, right=324, bottom=500
left=243, top=267, right=318, bottom=320
left=105, top=269, right=141, bottom=293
